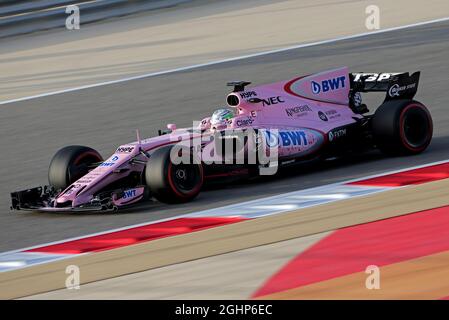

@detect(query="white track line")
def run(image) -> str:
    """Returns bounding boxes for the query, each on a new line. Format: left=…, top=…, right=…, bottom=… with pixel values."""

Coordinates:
left=1, top=16, right=449, bottom=106
left=1, top=158, right=448, bottom=257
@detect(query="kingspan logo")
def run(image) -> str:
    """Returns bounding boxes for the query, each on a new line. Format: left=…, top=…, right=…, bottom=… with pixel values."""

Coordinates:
left=311, top=76, right=346, bottom=94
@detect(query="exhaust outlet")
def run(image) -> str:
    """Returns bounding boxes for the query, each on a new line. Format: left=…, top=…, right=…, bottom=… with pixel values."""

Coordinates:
left=227, top=94, right=240, bottom=107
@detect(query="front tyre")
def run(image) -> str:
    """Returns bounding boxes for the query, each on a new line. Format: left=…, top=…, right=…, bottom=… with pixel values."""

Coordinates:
left=48, top=145, right=103, bottom=190
left=372, top=100, right=433, bottom=155
left=145, top=145, right=203, bottom=204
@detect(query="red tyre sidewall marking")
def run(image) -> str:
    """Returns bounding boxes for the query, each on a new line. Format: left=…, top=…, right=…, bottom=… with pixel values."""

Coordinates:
left=399, top=103, right=432, bottom=152
left=167, top=161, right=204, bottom=199
left=72, top=151, right=102, bottom=166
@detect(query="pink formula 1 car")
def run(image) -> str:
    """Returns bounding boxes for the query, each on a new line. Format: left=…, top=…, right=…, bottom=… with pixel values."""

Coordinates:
left=11, top=67, right=432, bottom=212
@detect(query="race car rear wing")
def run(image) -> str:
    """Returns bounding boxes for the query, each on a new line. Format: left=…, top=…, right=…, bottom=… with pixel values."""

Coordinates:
left=350, top=72, right=420, bottom=101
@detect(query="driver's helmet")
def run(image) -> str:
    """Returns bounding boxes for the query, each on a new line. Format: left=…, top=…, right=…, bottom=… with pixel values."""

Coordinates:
left=210, top=108, right=234, bottom=126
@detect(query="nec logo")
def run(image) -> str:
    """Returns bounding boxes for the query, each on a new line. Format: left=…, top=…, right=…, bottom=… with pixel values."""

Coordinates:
left=262, top=96, right=285, bottom=106
left=311, top=76, right=346, bottom=94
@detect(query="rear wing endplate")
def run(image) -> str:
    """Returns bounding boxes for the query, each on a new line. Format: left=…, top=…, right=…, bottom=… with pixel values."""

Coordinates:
left=350, top=72, right=420, bottom=101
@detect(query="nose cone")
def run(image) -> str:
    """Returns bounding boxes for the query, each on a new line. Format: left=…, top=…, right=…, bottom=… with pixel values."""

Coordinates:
left=54, top=150, right=134, bottom=208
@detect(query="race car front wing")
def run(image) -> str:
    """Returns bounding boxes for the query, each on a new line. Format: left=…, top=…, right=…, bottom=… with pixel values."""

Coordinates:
left=10, top=186, right=128, bottom=212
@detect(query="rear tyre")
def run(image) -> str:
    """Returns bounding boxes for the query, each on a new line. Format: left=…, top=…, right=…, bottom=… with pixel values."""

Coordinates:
left=145, top=145, right=203, bottom=204
left=48, top=145, right=103, bottom=190
left=372, top=99, right=433, bottom=155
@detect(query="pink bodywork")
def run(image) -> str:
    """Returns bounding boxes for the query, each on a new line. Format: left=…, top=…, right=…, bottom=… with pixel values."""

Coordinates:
left=55, top=67, right=362, bottom=208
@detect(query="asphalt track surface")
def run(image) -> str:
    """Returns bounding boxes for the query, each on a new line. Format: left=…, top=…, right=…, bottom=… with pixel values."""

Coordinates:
left=1, top=20, right=449, bottom=252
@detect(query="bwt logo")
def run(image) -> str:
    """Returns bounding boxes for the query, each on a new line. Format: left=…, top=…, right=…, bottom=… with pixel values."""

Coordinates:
left=311, top=76, right=346, bottom=94
left=122, top=189, right=137, bottom=199
left=265, top=130, right=308, bottom=147
left=279, top=131, right=308, bottom=146
left=264, top=131, right=279, bottom=147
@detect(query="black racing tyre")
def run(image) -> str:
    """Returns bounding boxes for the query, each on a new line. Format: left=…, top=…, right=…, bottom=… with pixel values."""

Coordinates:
left=145, top=145, right=203, bottom=204
left=48, top=145, right=103, bottom=190
left=372, top=99, right=433, bottom=155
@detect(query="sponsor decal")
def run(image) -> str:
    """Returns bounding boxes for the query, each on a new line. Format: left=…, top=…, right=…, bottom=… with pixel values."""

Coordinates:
left=99, top=162, right=114, bottom=167
left=261, top=128, right=324, bottom=159
left=113, top=187, right=145, bottom=205
left=324, top=109, right=341, bottom=120
left=239, top=91, right=257, bottom=99
left=388, top=82, right=416, bottom=97
left=263, top=130, right=308, bottom=147
left=388, top=84, right=401, bottom=97
left=63, top=185, right=78, bottom=196
left=122, top=188, right=137, bottom=199
left=77, top=171, right=101, bottom=183
left=264, top=131, right=279, bottom=147
left=328, top=128, right=347, bottom=142
left=311, top=76, right=346, bottom=94
left=116, top=146, right=135, bottom=153
left=352, top=73, right=399, bottom=82
left=236, top=118, right=254, bottom=126
left=100, top=155, right=119, bottom=167
left=261, top=96, right=285, bottom=106
left=318, top=111, right=328, bottom=121
left=285, top=105, right=312, bottom=117
left=76, top=179, right=92, bottom=184
left=279, top=131, right=308, bottom=146
left=353, top=92, right=363, bottom=107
